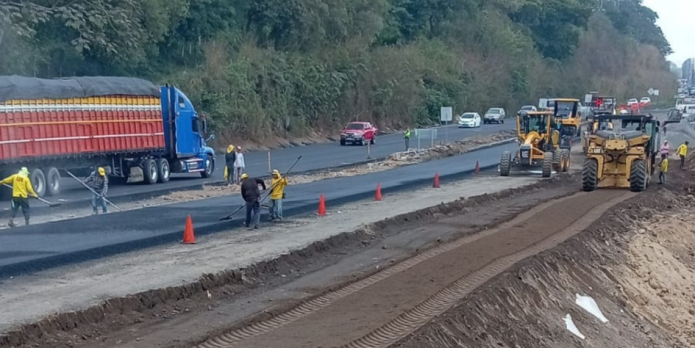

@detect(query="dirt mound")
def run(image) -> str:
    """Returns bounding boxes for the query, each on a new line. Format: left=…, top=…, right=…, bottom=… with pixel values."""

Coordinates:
left=395, top=183, right=695, bottom=347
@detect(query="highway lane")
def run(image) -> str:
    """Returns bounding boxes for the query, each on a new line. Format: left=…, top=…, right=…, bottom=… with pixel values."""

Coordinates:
left=30, top=122, right=515, bottom=204
left=0, top=141, right=520, bottom=277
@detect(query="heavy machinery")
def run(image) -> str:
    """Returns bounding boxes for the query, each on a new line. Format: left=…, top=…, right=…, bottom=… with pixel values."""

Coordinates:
left=589, top=96, right=618, bottom=118
left=499, top=111, right=570, bottom=178
left=581, top=114, right=664, bottom=192
left=552, top=98, right=583, bottom=137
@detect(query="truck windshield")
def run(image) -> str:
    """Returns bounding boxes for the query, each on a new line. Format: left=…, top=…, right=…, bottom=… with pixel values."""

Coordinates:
left=555, top=101, right=575, bottom=118
left=347, top=123, right=364, bottom=130
left=522, top=115, right=547, bottom=134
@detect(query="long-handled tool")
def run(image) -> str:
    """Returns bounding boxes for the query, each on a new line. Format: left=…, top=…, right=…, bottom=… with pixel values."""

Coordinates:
left=219, top=155, right=302, bottom=221
left=2, top=184, right=62, bottom=207
left=64, top=170, right=123, bottom=212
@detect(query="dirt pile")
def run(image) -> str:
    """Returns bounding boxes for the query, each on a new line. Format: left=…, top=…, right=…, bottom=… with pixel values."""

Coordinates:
left=395, top=182, right=695, bottom=347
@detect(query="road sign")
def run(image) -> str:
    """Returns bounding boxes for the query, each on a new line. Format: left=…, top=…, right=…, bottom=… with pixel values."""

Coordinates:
left=584, top=94, right=593, bottom=103
left=653, top=89, right=660, bottom=96
left=440, top=107, right=453, bottom=122
left=648, top=88, right=654, bottom=95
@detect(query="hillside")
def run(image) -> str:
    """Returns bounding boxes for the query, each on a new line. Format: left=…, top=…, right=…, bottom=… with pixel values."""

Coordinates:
left=0, top=0, right=677, bottom=146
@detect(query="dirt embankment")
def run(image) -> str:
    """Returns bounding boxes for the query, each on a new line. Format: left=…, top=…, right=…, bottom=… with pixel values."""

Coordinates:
left=395, top=167, right=695, bottom=347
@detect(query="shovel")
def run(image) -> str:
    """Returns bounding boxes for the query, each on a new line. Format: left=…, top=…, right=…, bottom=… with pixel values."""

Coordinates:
left=2, top=184, right=61, bottom=207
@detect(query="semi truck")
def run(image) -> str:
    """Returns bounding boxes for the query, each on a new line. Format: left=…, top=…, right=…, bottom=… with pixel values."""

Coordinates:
left=0, top=75, right=216, bottom=197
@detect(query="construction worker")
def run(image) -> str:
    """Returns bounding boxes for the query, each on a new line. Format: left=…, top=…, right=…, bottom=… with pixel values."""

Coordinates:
left=224, top=145, right=236, bottom=185
left=234, top=146, right=246, bottom=184
left=659, top=154, right=668, bottom=184
left=404, top=127, right=411, bottom=151
left=240, top=173, right=266, bottom=229
left=0, top=167, right=38, bottom=227
left=84, top=167, right=109, bottom=215
left=678, top=141, right=689, bottom=169
left=269, top=169, right=288, bottom=221
left=660, top=140, right=670, bottom=158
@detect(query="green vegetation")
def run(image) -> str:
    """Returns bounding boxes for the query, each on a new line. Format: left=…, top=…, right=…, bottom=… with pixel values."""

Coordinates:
left=0, top=0, right=677, bottom=143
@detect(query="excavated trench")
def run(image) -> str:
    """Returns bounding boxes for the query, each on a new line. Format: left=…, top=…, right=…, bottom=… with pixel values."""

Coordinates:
left=394, top=172, right=695, bottom=348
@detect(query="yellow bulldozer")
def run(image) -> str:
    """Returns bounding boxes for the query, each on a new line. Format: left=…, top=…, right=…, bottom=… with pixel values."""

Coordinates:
left=581, top=114, right=669, bottom=192
left=500, top=110, right=570, bottom=178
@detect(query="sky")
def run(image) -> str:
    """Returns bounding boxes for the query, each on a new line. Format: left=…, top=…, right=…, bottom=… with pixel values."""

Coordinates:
left=642, top=0, right=695, bottom=66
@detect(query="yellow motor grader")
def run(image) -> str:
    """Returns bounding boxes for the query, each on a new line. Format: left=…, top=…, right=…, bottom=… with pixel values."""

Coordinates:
left=500, top=110, right=570, bottom=178
left=581, top=114, right=676, bottom=192
left=552, top=98, right=583, bottom=137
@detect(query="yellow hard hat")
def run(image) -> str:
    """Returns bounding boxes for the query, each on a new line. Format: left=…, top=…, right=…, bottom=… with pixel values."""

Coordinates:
left=272, top=170, right=280, bottom=176
left=19, top=167, right=29, bottom=176
left=241, top=173, right=249, bottom=180
left=227, top=145, right=235, bottom=153
left=98, top=167, right=106, bottom=176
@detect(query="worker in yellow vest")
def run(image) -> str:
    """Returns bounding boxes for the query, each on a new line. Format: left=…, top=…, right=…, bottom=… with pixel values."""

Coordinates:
left=0, top=167, right=38, bottom=227
left=677, top=141, right=689, bottom=169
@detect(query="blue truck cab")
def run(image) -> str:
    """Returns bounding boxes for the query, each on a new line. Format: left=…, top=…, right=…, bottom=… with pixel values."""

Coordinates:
left=161, top=85, right=216, bottom=179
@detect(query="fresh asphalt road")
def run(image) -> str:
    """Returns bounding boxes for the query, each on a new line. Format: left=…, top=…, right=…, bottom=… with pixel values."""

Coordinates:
left=0, top=141, right=520, bottom=277
left=31, top=122, right=514, bottom=205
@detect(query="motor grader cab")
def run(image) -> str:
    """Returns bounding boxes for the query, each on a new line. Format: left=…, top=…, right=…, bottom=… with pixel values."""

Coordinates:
left=499, top=111, right=570, bottom=178
left=553, top=98, right=582, bottom=137
left=581, top=114, right=665, bottom=192
left=581, top=117, right=616, bottom=154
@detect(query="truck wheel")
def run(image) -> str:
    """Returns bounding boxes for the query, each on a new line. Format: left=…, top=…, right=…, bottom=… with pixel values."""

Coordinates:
left=157, top=159, right=170, bottom=183
left=582, top=159, right=598, bottom=191
left=630, top=160, right=647, bottom=192
left=143, top=159, right=158, bottom=185
left=371, top=136, right=376, bottom=145
left=340, top=139, right=346, bottom=146
left=500, top=151, right=512, bottom=177
left=46, top=167, right=61, bottom=196
left=201, top=155, right=214, bottom=178
left=30, top=168, right=47, bottom=197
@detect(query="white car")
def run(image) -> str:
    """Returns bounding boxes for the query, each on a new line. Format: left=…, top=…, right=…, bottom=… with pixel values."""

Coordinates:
left=483, top=108, right=506, bottom=124
left=640, top=97, right=651, bottom=104
left=627, top=98, right=638, bottom=105
left=458, top=112, right=481, bottom=128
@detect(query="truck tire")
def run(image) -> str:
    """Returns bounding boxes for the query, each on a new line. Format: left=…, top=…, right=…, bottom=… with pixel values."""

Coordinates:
left=30, top=168, right=47, bottom=197
left=500, top=151, right=512, bottom=176
left=582, top=159, right=598, bottom=191
left=541, top=152, right=553, bottom=178
left=201, top=155, right=214, bottom=178
left=370, top=136, right=376, bottom=145
left=157, top=159, right=171, bottom=183
left=340, top=139, right=346, bottom=146
left=630, top=160, right=647, bottom=192
left=46, top=167, right=61, bottom=196
left=143, top=159, right=158, bottom=185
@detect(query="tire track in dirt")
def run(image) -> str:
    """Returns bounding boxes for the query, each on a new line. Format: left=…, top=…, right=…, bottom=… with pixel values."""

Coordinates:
left=194, top=190, right=633, bottom=348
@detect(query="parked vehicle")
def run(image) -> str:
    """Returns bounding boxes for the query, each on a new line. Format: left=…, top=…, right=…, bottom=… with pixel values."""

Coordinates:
left=0, top=76, right=216, bottom=197
left=640, top=97, right=651, bottom=105
left=340, top=122, right=377, bottom=146
left=483, top=108, right=506, bottom=124
left=627, top=98, right=639, bottom=106
left=519, top=105, right=537, bottom=112
left=458, top=112, right=481, bottom=128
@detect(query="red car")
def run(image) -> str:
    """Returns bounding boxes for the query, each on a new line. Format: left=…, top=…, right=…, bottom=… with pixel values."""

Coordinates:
left=340, top=122, right=377, bottom=146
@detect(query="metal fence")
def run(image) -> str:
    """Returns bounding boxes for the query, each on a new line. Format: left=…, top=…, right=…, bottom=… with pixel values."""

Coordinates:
left=413, top=128, right=438, bottom=151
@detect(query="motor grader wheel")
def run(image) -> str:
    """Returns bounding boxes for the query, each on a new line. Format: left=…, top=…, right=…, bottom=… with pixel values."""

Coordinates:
left=581, top=159, right=598, bottom=191
left=630, top=160, right=648, bottom=192
left=499, top=151, right=512, bottom=177
left=542, top=151, right=553, bottom=178
left=552, top=151, right=562, bottom=173
left=561, top=149, right=571, bottom=172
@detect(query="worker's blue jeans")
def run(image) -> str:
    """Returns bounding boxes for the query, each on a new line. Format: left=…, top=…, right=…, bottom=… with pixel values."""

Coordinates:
left=270, top=198, right=283, bottom=219
left=92, top=193, right=107, bottom=213
left=245, top=200, right=260, bottom=228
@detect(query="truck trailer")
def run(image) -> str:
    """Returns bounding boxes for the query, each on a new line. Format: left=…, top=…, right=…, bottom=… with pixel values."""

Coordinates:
left=0, top=75, right=215, bottom=197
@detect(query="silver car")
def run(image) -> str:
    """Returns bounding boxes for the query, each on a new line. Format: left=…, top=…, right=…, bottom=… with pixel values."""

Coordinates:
left=484, top=108, right=506, bottom=124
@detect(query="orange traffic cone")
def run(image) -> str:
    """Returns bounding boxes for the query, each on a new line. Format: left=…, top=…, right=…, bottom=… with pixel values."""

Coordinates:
left=474, top=161, right=480, bottom=175
left=182, top=215, right=196, bottom=244
left=318, top=194, right=326, bottom=216
left=433, top=173, right=440, bottom=188
left=375, top=183, right=382, bottom=201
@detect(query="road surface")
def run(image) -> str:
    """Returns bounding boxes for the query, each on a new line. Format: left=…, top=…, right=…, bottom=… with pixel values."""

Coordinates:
left=4, top=123, right=513, bottom=211
left=0, top=141, right=518, bottom=278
